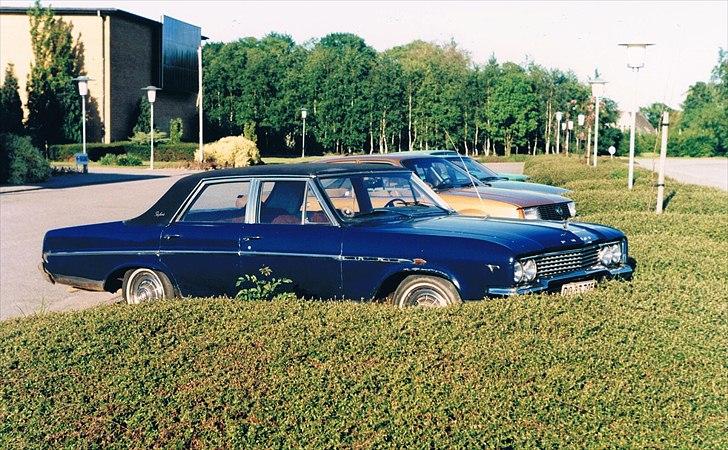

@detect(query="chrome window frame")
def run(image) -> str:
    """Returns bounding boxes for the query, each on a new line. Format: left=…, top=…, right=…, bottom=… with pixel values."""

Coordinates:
left=173, top=177, right=255, bottom=224
left=252, top=177, right=338, bottom=227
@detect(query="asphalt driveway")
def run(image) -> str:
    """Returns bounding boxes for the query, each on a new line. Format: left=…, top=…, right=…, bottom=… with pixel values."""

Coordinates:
left=636, top=157, right=728, bottom=191
left=0, top=168, right=192, bottom=320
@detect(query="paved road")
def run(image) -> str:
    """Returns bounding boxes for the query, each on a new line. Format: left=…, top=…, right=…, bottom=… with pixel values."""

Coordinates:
left=636, top=157, right=728, bottom=191
left=0, top=162, right=524, bottom=320
left=0, top=168, right=194, bottom=320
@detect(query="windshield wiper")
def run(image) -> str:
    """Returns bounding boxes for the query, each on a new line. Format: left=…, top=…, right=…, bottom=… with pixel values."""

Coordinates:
left=352, top=208, right=413, bottom=220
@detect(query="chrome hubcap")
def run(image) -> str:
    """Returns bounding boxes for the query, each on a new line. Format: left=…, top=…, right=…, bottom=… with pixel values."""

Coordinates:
left=127, top=271, right=163, bottom=304
left=403, top=286, right=447, bottom=308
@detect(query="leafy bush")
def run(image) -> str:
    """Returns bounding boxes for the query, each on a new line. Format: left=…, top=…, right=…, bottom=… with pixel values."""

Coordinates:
left=0, top=133, right=51, bottom=184
left=236, top=266, right=293, bottom=301
left=169, top=118, right=183, bottom=144
left=1, top=156, right=726, bottom=447
left=98, top=153, right=117, bottom=165
left=116, top=154, right=143, bottom=166
left=199, top=135, right=262, bottom=167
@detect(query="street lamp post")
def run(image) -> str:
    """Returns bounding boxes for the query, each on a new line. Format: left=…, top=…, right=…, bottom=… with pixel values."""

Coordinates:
left=619, top=43, right=654, bottom=189
left=72, top=76, right=91, bottom=173
left=555, top=111, right=563, bottom=154
left=566, top=120, right=574, bottom=155
left=300, top=108, right=308, bottom=158
left=589, top=77, right=607, bottom=167
left=577, top=114, right=585, bottom=156
left=141, top=86, right=161, bottom=170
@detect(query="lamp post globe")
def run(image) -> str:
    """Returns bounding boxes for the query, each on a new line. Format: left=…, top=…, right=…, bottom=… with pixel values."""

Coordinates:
left=141, top=86, right=161, bottom=170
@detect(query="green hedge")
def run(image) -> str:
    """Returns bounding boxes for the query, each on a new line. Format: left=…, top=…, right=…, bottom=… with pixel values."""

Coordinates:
left=49, top=142, right=198, bottom=162
left=1, top=156, right=726, bottom=447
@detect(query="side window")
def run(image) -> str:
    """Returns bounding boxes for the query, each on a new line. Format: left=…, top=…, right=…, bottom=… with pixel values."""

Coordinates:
left=257, top=180, right=331, bottom=225
left=180, top=181, right=251, bottom=223
left=322, top=177, right=360, bottom=217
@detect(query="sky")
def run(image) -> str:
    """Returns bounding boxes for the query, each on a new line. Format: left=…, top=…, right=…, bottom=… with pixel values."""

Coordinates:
left=4, top=0, right=727, bottom=110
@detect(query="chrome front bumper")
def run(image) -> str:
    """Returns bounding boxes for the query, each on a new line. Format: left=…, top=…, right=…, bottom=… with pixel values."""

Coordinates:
left=487, top=264, right=634, bottom=296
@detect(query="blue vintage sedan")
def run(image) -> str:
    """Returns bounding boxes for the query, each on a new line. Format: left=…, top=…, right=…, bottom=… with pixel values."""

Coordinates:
left=41, top=164, right=633, bottom=307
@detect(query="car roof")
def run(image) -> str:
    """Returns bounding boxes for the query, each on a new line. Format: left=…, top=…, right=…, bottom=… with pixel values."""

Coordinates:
left=323, top=152, right=461, bottom=163
left=126, top=163, right=408, bottom=226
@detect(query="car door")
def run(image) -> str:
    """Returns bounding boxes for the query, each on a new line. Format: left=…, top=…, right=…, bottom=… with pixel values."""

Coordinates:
left=160, top=179, right=252, bottom=297
left=239, top=178, right=343, bottom=299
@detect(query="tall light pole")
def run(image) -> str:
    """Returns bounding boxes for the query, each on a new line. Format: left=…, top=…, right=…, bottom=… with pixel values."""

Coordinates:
left=589, top=77, right=607, bottom=167
left=300, top=107, right=308, bottom=158
left=555, top=111, right=563, bottom=154
left=566, top=120, right=574, bottom=155
left=72, top=76, right=91, bottom=173
left=577, top=113, right=585, bottom=156
left=619, top=43, right=654, bottom=189
left=141, top=86, right=161, bottom=170
left=197, top=44, right=204, bottom=163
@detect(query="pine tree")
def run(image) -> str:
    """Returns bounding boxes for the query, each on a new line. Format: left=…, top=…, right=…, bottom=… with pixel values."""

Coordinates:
left=0, top=64, right=24, bottom=134
left=25, top=0, right=81, bottom=149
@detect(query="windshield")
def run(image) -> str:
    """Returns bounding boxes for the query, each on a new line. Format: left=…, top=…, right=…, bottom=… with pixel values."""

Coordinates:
left=318, top=172, right=453, bottom=222
left=445, top=156, right=501, bottom=180
left=400, top=158, right=482, bottom=190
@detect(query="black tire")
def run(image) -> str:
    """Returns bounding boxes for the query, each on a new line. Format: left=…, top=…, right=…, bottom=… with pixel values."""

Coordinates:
left=121, top=268, right=175, bottom=305
left=391, top=275, right=462, bottom=308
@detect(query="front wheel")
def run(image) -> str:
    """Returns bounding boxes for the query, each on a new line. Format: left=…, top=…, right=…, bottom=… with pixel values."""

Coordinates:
left=122, top=268, right=174, bottom=305
left=392, top=275, right=462, bottom=308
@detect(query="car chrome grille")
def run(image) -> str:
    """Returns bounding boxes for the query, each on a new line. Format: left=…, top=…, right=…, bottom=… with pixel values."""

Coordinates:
left=534, top=245, right=600, bottom=277
left=538, top=202, right=571, bottom=220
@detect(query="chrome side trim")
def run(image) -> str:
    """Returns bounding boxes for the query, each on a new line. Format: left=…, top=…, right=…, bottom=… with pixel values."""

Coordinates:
left=47, top=249, right=414, bottom=263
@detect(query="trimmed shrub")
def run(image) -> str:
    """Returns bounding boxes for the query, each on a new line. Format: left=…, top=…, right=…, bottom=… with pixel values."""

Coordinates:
left=98, top=153, right=118, bottom=166
left=0, top=133, right=51, bottom=184
left=199, top=135, right=262, bottom=167
left=116, top=154, right=143, bottom=166
left=169, top=118, right=183, bottom=144
left=49, top=142, right=197, bottom=162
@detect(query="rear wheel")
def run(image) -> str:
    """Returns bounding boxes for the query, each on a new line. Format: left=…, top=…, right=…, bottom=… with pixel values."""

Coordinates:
left=392, top=275, right=462, bottom=308
left=122, top=268, right=174, bottom=305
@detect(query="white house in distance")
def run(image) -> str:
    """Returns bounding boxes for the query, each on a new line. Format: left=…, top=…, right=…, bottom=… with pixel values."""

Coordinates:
left=616, top=111, right=657, bottom=134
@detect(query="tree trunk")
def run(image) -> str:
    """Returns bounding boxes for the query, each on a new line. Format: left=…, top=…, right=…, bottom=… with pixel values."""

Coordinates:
left=473, top=122, right=479, bottom=155
left=545, top=98, right=552, bottom=154
left=408, top=92, right=413, bottom=151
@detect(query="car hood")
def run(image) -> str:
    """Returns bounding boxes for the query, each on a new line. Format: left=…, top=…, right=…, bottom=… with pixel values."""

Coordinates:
left=363, top=214, right=624, bottom=255
left=487, top=180, right=568, bottom=196
left=440, top=186, right=570, bottom=207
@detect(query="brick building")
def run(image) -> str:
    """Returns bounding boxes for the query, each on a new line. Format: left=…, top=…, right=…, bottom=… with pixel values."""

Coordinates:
left=0, top=7, right=204, bottom=143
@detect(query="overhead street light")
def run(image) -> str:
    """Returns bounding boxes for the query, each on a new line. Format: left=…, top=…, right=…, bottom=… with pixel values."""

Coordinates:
left=141, top=86, right=161, bottom=170
left=566, top=120, right=574, bottom=155
left=589, top=76, right=608, bottom=167
left=300, top=107, right=308, bottom=158
left=72, top=76, right=91, bottom=173
left=577, top=113, right=585, bottom=156
left=619, top=43, right=654, bottom=188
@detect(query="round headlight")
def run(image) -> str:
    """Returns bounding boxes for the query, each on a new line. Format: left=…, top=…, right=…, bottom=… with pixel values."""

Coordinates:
left=513, top=261, right=524, bottom=283
left=522, top=259, right=537, bottom=281
left=599, top=246, right=613, bottom=266
left=610, top=243, right=622, bottom=264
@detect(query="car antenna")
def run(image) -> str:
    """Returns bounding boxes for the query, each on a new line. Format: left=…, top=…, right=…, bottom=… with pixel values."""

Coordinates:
left=445, top=131, right=484, bottom=204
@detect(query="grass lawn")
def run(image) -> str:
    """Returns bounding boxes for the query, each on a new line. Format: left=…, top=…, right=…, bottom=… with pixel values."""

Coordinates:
left=1, top=156, right=726, bottom=448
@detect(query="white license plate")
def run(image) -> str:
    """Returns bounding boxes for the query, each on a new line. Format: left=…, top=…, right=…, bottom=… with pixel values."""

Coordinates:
left=561, top=279, right=597, bottom=295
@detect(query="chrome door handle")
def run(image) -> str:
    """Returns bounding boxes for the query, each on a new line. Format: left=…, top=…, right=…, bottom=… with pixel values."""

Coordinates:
left=162, top=234, right=181, bottom=240
left=242, top=236, right=261, bottom=241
